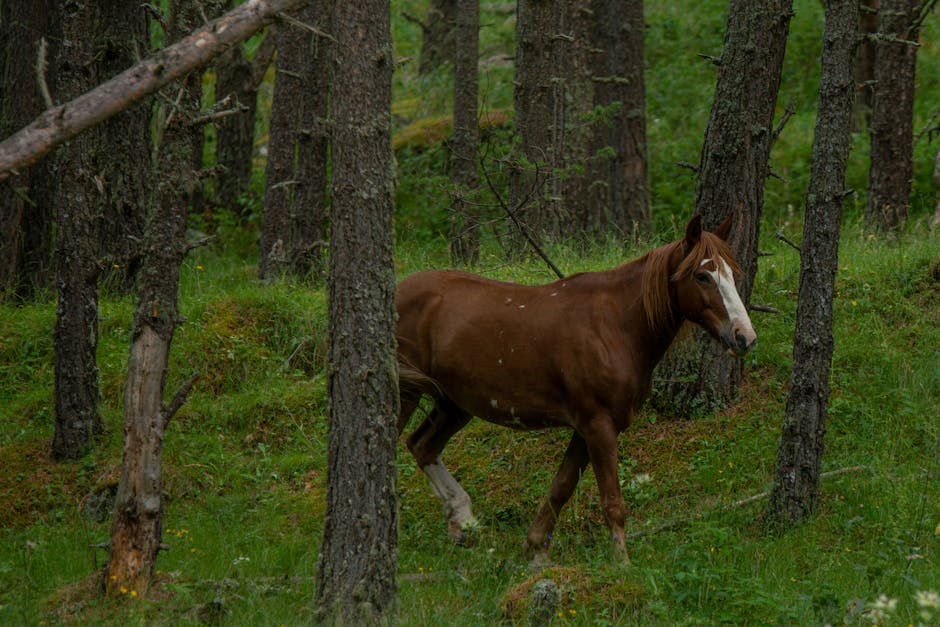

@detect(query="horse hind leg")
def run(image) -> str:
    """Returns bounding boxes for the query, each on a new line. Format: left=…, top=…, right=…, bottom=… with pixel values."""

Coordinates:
left=525, top=431, right=590, bottom=566
left=406, top=402, right=478, bottom=543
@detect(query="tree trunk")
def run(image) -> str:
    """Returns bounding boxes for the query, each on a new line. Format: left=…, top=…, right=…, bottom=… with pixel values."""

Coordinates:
left=419, top=0, right=457, bottom=75
left=214, top=21, right=275, bottom=219
left=313, top=0, right=398, bottom=622
left=855, top=0, right=879, bottom=118
left=766, top=0, right=857, bottom=527
left=560, top=1, right=600, bottom=238
left=51, top=0, right=106, bottom=460
left=592, top=0, right=650, bottom=237
left=259, top=20, right=304, bottom=280
left=0, top=0, right=55, bottom=300
left=292, top=0, right=332, bottom=280
left=864, top=0, right=920, bottom=231
left=652, top=0, right=793, bottom=417
left=511, top=0, right=567, bottom=242
left=449, top=0, right=480, bottom=265
left=105, top=0, right=202, bottom=597
left=95, top=0, right=152, bottom=293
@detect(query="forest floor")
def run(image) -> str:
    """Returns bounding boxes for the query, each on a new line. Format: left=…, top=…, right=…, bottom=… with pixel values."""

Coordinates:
left=2, top=221, right=940, bottom=625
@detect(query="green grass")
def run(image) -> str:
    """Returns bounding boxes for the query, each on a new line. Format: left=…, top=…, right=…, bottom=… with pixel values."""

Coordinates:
left=3, top=0, right=940, bottom=624
left=2, top=223, right=939, bottom=625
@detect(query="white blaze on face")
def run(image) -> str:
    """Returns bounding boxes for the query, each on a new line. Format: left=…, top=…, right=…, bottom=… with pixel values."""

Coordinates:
left=703, top=258, right=757, bottom=347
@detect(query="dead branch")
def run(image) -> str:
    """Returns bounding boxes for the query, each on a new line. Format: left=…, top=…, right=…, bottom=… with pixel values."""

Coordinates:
left=162, top=372, right=200, bottom=429
left=626, top=465, right=872, bottom=541
left=0, top=0, right=310, bottom=184
left=749, top=304, right=783, bottom=314
left=479, top=152, right=566, bottom=280
left=697, top=53, right=722, bottom=66
left=36, top=38, right=53, bottom=109
left=276, top=11, right=336, bottom=42
left=675, top=161, right=699, bottom=174
left=775, top=230, right=802, bottom=253
left=771, top=99, right=797, bottom=145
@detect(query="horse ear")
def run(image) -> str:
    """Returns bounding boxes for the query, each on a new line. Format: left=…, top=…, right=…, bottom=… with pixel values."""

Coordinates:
left=684, top=214, right=702, bottom=248
left=714, top=213, right=733, bottom=241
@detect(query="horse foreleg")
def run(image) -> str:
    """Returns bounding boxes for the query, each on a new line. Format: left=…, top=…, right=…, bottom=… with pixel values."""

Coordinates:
left=406, top=406, right=478, bottom=543
left=525, top=431, right=589, bottom=566
left=584, top=417, right=630, bottom=564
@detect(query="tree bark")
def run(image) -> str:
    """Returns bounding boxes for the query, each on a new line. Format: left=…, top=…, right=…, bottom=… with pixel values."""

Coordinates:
left=766, top=0, right=857, bottom=527
left=419, top=0, right=457, bottom=75
left=864, top=0, right=920, bottom=231
left=313, top=0, right=398, bottom=622
left=259, top=20, right=305, bottom=280
left=95, top=0, right=153, bottom=293
left=449, top=0, right=480, bottom=265
left=652, top=0, right=793, bottom=417
left=511, top=0, right=567, bottom=241
left=292, top=0, right=332, bottom=280
left=0, top=0, right=56, bottom=299
left=105, top=0, right=203, bottom=597
left=592, top=0, right=650, bottom=237
left=51, top=1, right=104, bottom=460
left=0, top=0, right=309, bottom=184
left=214, top=30, right=273, bottom=218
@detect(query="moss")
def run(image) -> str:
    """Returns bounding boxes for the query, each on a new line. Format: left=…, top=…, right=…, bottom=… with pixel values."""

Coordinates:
left=500, top=565, right=647, bottom=623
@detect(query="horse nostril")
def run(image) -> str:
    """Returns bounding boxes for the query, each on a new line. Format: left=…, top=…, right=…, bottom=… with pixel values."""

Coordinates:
left=735, top=332, right=752, bottom=351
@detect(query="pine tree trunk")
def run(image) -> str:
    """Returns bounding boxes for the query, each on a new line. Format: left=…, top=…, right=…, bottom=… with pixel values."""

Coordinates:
left=105, top=0, right=200, bottom=596
left=593, top=0, right=650, bottom=237
left=259, top=20, right=304, bottom=280
left=313, top=0, right=398, bottom=622
left=864, top=0, right=919, bottom=231
left=766, top=0, right=857, bottom=526
left=0, top=0, right=55, bottom=300
left=51, top=0, right=105, bottom=460
left=95, top=0, right=152, bottom=293
left=292, top=0, right=331, bottom=280
left=449, top=0, right=480, bottom=264
left=652, top=0, right=793, bottom=417
left=419, top=0, right=457, bottom=75
left=511, top=0, right=567, bottom=241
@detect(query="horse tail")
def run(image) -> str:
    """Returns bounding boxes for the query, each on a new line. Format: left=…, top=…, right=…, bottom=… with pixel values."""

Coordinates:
left=398, top=362, right=444, bottom=404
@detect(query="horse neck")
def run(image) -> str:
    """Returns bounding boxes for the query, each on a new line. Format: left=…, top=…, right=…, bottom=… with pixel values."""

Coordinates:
left=608, top=258, right=684, bottom=368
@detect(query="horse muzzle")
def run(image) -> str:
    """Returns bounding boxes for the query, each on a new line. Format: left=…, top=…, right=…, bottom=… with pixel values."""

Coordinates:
left=721, top=320, right=757, bottom=357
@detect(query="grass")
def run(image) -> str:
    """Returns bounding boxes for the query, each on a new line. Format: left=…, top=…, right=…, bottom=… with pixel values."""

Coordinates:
left=2, top=223, right=939, bottom=625
left=2, top=0, right=940, bottom=624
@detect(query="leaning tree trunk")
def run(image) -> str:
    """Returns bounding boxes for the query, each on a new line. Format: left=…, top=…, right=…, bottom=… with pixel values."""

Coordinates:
left=652, top=0, right=793, bottom=417
left=448, top=0, right=480, bottom=265
left=105, top=0, right=203, bottom=597
left=766, top=0, right=858, bottom=527
left=313, top=0, right=398, bottom=622
left=864, top=0, right=921, bottom=231
left=259, top=19, right=304, bottom=280
left=292, top=0, right=332, bottom=280
left=51, top=0, right=105, bottom=460
left=0, top=0, right=56, bottom=300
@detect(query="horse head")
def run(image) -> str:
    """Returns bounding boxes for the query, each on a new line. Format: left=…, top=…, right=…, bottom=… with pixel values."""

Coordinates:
left=671, top=214, right=757, bottom=357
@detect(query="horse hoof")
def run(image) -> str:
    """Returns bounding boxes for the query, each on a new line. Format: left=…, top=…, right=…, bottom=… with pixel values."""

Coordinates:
left=448, top=518, right=480, bottom=546
left=529, top=550, right=554, bottom=571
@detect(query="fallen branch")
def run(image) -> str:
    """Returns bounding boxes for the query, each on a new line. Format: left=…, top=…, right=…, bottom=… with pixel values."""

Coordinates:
left=0, top=0, right=309, bottom=183
left=626, top=465, right=872, bottom=541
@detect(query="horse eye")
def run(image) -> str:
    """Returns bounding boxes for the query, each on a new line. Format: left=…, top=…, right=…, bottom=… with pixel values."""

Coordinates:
left=695, top=273, right=711, bottom=286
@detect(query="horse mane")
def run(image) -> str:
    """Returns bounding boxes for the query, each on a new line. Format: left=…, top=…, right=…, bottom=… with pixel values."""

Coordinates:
left=641, top=231, right=742, bottom=334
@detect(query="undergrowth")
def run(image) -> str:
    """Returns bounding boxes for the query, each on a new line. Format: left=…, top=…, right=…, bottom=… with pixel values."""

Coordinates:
left=2, top=0, right=940, bottom=624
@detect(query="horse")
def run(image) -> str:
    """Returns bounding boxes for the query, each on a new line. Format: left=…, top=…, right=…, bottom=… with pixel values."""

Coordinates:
left=395, top=214, right=757, bottom=563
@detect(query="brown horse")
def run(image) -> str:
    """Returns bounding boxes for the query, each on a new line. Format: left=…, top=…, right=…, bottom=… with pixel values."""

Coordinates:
left=396, top=215, right=757, bottom=563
